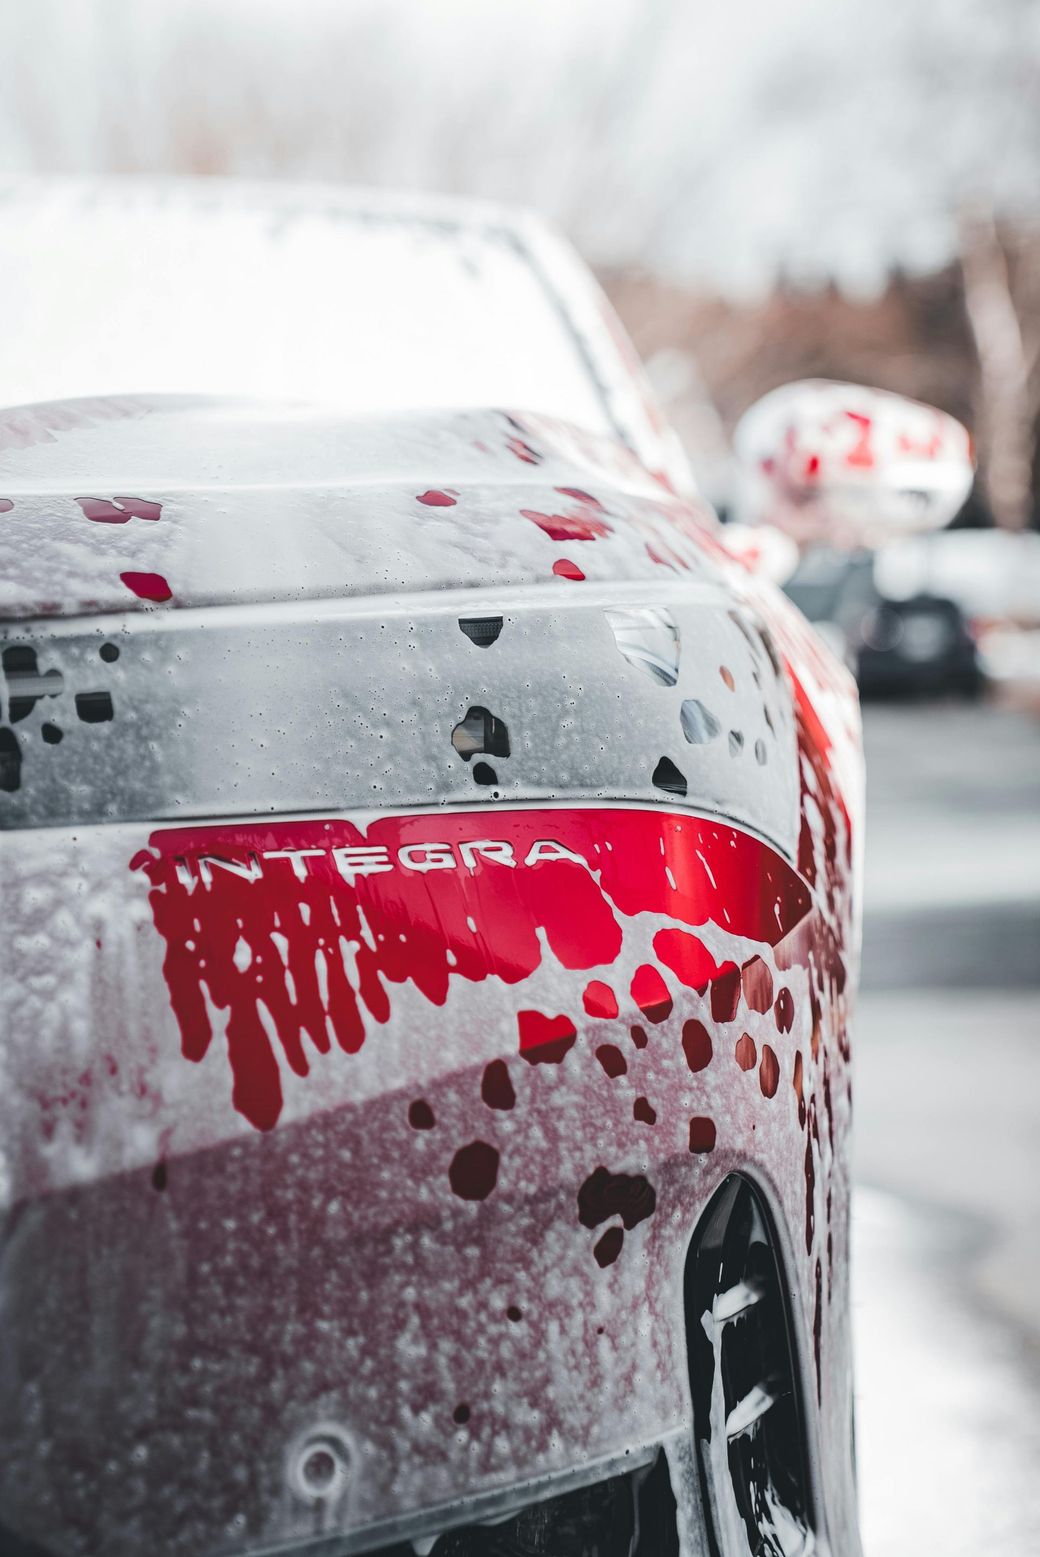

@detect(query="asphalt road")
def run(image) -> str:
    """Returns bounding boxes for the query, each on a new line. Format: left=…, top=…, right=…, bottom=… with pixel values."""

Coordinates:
left=851, top=699, right=1040, bottom=1557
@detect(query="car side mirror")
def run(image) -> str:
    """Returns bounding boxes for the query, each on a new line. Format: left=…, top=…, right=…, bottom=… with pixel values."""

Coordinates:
left=733, top=380, right=974, bottom=549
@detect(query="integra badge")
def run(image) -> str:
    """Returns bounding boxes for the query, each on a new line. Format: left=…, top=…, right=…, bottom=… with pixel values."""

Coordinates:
left=140, top=836, right=589, bottom=890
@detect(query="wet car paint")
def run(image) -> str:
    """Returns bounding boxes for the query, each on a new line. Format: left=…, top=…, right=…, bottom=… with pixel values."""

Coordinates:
left=0, top=192, right=862, bottom=1557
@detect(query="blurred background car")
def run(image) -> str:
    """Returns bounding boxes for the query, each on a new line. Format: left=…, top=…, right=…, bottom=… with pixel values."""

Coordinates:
left=875, top=528, right=1040, bottom=699
left=783, top=548, right=983, bottom=698
left=781, top=525, right=1040, bottom=703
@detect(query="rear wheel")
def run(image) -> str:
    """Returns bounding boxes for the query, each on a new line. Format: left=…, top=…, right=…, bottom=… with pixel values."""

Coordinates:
left=686, top=1176, right=816, bottom=1557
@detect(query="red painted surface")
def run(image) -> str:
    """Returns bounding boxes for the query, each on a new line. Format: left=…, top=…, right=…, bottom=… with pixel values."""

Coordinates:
left=517, top=1010, right=578, bottom=1065
left=688, top=1117, right=717, bottom=1153
left=554, top=487, right=604, bottom=509
left=652, top=930, right=732, bottom=993
left=760, top=1044, right=780, bottom=1098
left=742, top=957, right=774, bottom=1013
left=505, top=435, right=542, bottom=465
left=481, top=1059, right=516, bottom=1111
left=594, top=1226, right=624, bottom=1266
left=631, top=964, right=673, bottom=1023
left=76, top=496, right=162, bottom=523
left=520, top=508, right=611, bottom=543
left=577, top=1166, right=656, bottom=1231
left=595, top=1043, right=628, bottom=1079
left=775, top=987, right=795, bottom=1032
left=582, top=980, right=618, bottom=1019
left=448, top=1141, right=499, bottom=1201
left=709, top=967, right=742, bottom=1023
left=551, top=558, right=585, bottom=581
left=132, top=808, right=812, bottom=1132
left=681, top=1019, right=713, bottom=1074
left=120, top=571, right=172, bottom=602
left=735, top=1032, right=757, bottom=1072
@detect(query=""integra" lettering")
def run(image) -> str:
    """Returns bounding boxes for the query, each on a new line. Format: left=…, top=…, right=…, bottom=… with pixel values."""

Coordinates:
left=167, top=837, right=588, bottom=891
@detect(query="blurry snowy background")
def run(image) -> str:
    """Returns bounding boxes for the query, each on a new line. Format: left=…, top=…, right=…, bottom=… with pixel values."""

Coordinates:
left=3, top=2, right=1039, bottom=1553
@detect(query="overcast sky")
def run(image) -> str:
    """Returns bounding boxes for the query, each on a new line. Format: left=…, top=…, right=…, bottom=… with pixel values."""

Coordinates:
left=1, top=0, right=1038, bottom=295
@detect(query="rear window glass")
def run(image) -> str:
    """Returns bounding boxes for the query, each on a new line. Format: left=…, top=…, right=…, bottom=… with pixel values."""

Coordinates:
left=0, top=185, right=610, bottom=433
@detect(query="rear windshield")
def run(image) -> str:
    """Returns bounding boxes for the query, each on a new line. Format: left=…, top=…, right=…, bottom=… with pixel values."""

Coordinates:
left=0, top=184, right=610, bottom=433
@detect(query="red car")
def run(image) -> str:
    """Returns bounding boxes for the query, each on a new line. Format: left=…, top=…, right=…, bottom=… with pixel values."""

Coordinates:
left=0, top=183, right=864, bottom=1557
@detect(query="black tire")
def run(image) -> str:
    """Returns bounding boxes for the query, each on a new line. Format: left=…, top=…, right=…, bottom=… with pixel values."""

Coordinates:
left=686, top=1177, right=816, bottom=1557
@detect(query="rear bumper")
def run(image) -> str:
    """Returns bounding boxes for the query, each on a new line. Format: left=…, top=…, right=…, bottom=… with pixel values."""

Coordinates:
left=1, top=803, right=853, bottom=1557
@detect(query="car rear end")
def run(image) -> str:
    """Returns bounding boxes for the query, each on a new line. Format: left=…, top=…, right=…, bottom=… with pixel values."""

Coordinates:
left=0, top=185, right=861, bottom=1557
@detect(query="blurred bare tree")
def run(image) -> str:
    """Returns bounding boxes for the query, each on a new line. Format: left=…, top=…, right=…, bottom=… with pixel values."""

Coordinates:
left=959, top=214, right=1040, bottom=531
